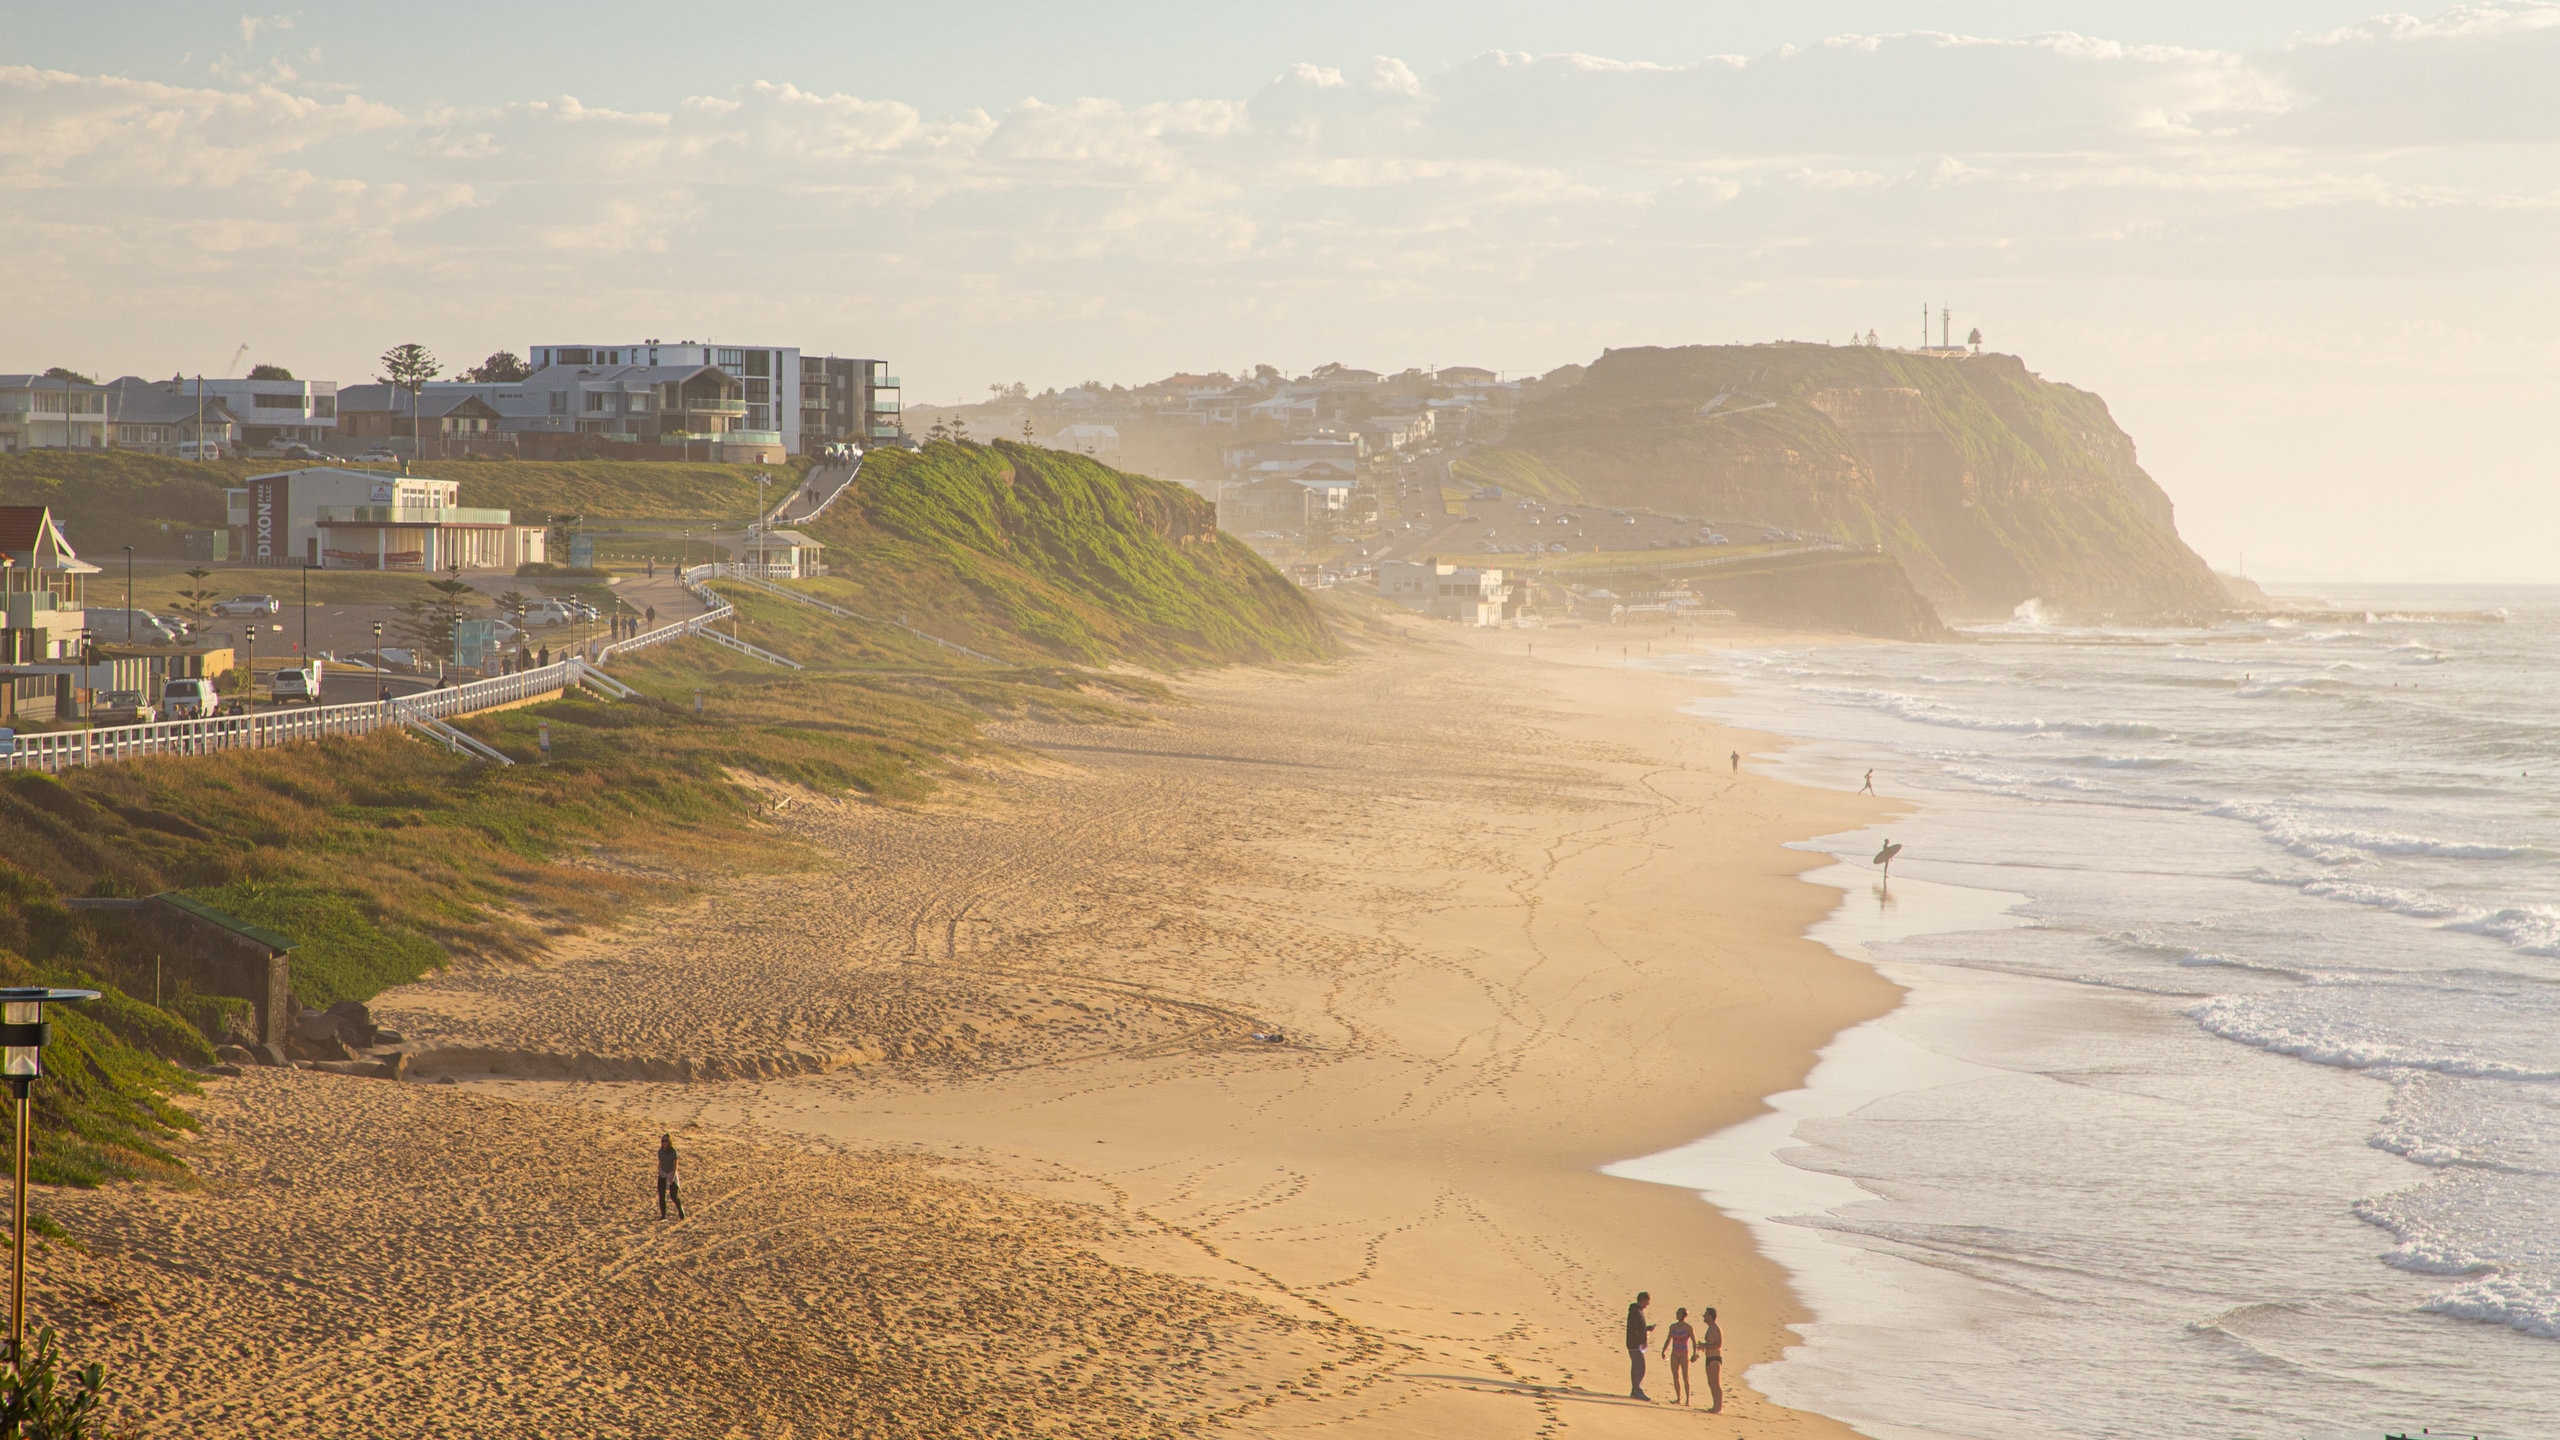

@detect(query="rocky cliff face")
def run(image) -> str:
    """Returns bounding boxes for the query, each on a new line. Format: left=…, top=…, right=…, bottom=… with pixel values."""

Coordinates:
left=1495, top=344, right=2226, bottom=621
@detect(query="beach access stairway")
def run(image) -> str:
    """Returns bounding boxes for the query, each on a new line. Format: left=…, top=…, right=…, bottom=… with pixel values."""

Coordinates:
left=0, top=564, right=774, bottom=774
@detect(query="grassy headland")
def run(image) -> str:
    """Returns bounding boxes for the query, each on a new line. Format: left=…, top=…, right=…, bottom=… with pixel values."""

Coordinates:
left=0, top=442, right=1327, bottom=1184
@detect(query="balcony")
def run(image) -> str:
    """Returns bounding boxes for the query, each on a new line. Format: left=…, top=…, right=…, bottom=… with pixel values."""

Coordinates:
left=674, top=398, right=747, bottom=416
left=315, top=505, right=515, bottom=526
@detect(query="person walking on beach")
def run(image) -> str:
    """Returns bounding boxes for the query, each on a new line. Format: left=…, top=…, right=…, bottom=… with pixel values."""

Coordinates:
left=1699, top=1306, right=1724, bottom=1413
left=656, top=1133, right=685, bottom=1219
left=1861, top=768, right=1875, bottom=794
left=1625, top=1292, right=1654, bottom=1400
left=1660, top=1306, right=1698, bottom=1406
left=1729, top=749, right=1740, bottom=774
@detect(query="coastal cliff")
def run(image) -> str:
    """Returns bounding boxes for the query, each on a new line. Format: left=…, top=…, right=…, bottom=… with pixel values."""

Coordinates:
left=1490, top=344, right=2227, bottom=622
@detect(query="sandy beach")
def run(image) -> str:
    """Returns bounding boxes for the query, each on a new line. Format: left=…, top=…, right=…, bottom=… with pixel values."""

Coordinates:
left=37, top=616, right=1900, bottom=1437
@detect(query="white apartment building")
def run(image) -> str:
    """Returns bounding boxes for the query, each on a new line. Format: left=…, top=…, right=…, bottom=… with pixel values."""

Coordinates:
left=528, top=342, right=899, bottom=454
left=1378, top=560, right=1508, bottom=626
left=195, top=377, right=338, bottom=450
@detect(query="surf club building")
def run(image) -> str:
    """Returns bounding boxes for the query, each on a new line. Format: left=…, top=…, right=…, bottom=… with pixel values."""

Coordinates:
left=225, top=468, right=547, bottom=572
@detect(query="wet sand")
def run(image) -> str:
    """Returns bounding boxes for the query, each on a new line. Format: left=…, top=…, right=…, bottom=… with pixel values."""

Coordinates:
left=40, top=618, right=1898, bottom=1437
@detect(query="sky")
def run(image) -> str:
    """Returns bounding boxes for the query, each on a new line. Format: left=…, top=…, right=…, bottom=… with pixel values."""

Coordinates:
left=6, top=2, right=2558, bottom=582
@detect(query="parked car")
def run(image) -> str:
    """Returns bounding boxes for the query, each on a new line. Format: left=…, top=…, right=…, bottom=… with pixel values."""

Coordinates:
left=177, top=440, right=224, bottom=462
left=87, top=609, right=184, bottom=645
left=270, top=663, right=324, bottom=706
left=520, top=603, right=574, bottom=627
left=354, top=449, right=398, bottom=464
left=212, top=594, right=281, bottom=617
left=161, top=677, right=218, bottom=720
left=1708, top=533, right=1729, bottom=546
left=95, top=690, right=157, bottom=724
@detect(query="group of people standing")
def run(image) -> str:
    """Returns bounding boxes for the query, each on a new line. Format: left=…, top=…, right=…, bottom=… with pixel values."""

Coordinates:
left=1624, top=1292, right=1721, bottom=1410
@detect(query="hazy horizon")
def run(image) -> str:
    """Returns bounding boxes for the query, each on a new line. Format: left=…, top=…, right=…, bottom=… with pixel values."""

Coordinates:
left=6, top=0, right=2556, bottom=582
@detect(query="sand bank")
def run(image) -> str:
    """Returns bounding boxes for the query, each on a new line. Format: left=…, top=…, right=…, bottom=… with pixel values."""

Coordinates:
left=41, top=617, right=1899, bottom=1436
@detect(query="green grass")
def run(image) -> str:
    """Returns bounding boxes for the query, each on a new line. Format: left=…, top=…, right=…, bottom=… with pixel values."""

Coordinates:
left=0, top=439, right=1327, bottom=1184
left=1450, top=448, right=1582, bottom=504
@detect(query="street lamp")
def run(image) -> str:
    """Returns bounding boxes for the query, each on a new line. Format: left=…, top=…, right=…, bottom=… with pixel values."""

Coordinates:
left=300, top=562, right=316, bottom=660
left=0, top=986, right=98, bottom=1373
left=120, top=547, right=133, bottom=644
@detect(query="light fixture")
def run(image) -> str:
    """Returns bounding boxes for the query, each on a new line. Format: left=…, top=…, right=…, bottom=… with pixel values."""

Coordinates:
left=0, top=987, right=95, bottom=1373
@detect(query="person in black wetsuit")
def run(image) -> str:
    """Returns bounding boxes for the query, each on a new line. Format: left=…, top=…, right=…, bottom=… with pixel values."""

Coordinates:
left=1625, top=1291, right=1654, bottom=1400
left=657, top=1133, right=685, bottom=1219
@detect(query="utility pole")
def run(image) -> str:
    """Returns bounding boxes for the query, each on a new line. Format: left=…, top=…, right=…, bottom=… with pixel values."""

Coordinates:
left=194, top=375, right=204, bottom=461
left=1941, top=307, right=1951, bottom=349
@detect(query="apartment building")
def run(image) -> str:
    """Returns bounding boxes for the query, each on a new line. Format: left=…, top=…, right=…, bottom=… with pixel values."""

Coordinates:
left=194, top=376, right=338, bottom=450
left=529, top=342, right=900, bottom=454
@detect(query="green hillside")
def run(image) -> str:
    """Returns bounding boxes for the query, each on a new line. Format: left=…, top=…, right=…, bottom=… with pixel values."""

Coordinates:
left=1496, top=344, right=2227, bottom=621
left=807, top=441, right=1331, bottom=668
left=0, top=441, right=1328, bottom=1185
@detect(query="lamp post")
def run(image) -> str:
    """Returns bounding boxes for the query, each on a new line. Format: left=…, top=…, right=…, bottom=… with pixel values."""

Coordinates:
left=1, top=986, right=98, bottom=1373
left=300, top=562, right=315, bottom=660
left=121, top=547, right=133, bottom=644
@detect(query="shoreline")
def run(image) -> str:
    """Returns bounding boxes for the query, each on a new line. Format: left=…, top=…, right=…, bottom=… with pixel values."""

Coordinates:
left=39, top=618, right=1913, bottom=1437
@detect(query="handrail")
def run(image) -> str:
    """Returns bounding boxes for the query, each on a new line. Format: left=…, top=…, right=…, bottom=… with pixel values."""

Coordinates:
left=401, top=709, right=515, bottom=766
left=692, top=623, right=804, bottom=670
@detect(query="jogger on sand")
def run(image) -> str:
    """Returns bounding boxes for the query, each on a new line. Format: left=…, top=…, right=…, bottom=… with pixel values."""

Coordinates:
left=657, top=1133, right=685, bottom=1219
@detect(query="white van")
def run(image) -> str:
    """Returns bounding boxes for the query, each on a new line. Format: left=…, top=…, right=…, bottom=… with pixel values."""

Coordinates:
left=161, top=677, right=218, bottom=719
left=178, top=440, right=223, bottom=462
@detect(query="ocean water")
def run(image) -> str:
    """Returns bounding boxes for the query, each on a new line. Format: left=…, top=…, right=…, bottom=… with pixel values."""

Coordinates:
left=1612, top=585, right=2560, bottom=1439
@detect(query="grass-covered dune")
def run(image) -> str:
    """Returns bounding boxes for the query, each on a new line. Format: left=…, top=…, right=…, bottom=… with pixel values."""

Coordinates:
left=0, top=440, right=1329, bottom=1184
left=805, top=440, right=1332, bottom=668
left=1491, top=343, right=2228, bottom=621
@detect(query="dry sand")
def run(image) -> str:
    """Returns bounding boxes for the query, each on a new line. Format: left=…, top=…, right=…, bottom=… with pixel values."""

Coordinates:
left=40, top=616, right=1900, bottom=1437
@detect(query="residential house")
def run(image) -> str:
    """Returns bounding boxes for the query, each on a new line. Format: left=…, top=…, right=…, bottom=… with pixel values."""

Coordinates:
left=1433, top=366, right=1499, bottom=385
left=336, top=385, right=513, bottom=456
left=1378, top=560, right=1509, bottom=626
left=1047, top=424, right=1123, bottom=463
left=0, top=375, right=110, bottom=452
left=1217, top=474, right=1319, bottom=536
left=194, top=377, right=339, bottom=450
left=102, top=379, right=242, bottom=456
left=422, top=363, right=761, bottom=459
left=0, top=505, right=98, bottom=722
left=1353, top=412, right=1435, bottom=454
left=224, top=468, right=547, bottom=572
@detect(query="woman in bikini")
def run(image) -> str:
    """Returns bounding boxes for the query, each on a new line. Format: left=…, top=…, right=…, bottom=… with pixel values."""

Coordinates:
left=1658, top=1307, right=1697, bottom=1406
left=1699, top=1306, right=1724, bottom=1413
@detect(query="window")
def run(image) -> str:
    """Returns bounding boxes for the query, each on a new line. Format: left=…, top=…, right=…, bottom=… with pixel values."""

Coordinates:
left=312, top=397, right=336, bottom=417
left=716, top=349, right=742, bottom=367
left=254, top=393, right=304, bottom=409
left=549, top=391, right=569, bottom=415
left=745, top=351, right=771, bottom=378
left=558, top=348, right=593, bottom=365
left=586, top=392, right=611, bottom=412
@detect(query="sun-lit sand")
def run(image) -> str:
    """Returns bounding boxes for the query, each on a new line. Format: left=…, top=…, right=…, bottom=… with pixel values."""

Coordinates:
left=38, top=614, right=1899, bottom=1437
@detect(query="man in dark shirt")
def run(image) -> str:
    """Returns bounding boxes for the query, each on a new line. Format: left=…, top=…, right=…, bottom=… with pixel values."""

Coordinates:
left=657, top=1133, right=685, bottom=1219
left=1625, top=1291, right=1654, bottom=1400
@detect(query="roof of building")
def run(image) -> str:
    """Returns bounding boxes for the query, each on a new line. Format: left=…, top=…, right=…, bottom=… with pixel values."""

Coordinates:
left=754, top=529, right=822, bottom=549
left=152, top=892, right=296, bottom=953
left=0, top=505, right=99, bottom=573
left=337, top=384, right=504, bottom=418
left=99, top=384, right=242, bottom=425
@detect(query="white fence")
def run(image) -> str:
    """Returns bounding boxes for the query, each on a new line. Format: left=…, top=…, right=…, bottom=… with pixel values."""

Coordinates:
left=0, top=565, right=829, bottom=775
left=0, top=658, right=595, bottom=775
